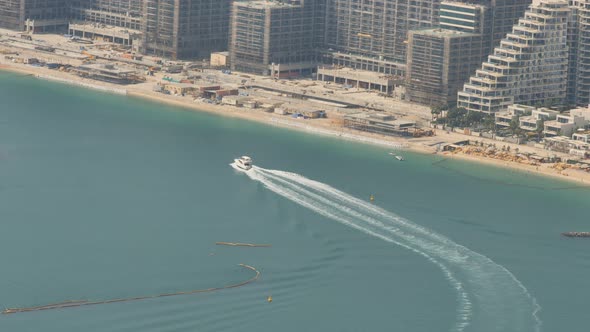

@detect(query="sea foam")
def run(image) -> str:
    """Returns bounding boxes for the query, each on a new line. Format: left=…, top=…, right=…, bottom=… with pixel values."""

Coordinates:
left=245, top=166, right=542, bottom=332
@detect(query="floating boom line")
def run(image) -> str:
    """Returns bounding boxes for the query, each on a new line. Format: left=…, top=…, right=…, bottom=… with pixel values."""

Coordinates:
left=3, top=264, right=259, bottom=315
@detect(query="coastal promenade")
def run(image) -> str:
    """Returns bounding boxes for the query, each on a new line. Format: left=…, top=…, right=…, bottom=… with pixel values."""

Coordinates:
left=2, top=57, right=589, bottom=185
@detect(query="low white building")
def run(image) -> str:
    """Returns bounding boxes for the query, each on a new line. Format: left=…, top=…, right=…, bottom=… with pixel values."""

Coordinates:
left=573, top=130, right=590, bottom=143
left=495, top=104, right=535, bottom=129
left=544, top=107, right=590, bottom=137
left=222, top=96, right=250, bottom=106
left=519, top=109, right=558, bottom=132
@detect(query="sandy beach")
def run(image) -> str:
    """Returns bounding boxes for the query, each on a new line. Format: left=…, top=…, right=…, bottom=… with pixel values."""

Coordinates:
left=2, top=60, right=590, bottom=186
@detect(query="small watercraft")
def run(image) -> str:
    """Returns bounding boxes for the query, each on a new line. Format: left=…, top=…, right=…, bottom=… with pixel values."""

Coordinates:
left=562, top=232, right=590, bottom=238
left=388, top=152, right=404, bottom=161
left=233, top=156, right=252, bottom=171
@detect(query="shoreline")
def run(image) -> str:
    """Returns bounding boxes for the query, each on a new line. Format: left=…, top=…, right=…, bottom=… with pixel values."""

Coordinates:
left=2, top=63, right=590, bottom=186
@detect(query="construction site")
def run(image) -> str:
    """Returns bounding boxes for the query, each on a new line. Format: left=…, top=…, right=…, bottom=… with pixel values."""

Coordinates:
left=141, top=0, right=231, bottom=60
left=0, top=26, right=432, bottom=129
left=229, top=0, right=323, bottom=78
left=0, top=0, right=70, bottom=32
left=322, top=0, right=440, bottom=75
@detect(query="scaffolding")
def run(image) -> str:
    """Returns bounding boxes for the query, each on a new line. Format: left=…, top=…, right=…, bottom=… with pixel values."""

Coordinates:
left=458, top=0, right=570, bottom=113
left=26, top=0, right=70, bottom=32
left=70, top=0, right=143, bottom=30
left=141, top=0, right=231, bottom=60
left=229, top=0, right=324, bottom=77
left=0, top=0, right=22, bottom=30
left=323, top=0, right=441, bottom=74
left=0, top=0, right=69, bottom=31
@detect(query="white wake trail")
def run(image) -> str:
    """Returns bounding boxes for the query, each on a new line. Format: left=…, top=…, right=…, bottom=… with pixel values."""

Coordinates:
left=244, top=166, right=542, bottom=332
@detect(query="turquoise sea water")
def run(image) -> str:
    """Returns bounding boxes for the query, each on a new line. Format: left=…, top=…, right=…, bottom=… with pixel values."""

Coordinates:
left=1, top=71, right=589, bottom=332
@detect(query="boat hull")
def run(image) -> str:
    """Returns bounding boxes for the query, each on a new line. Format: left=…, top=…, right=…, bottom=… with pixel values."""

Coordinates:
left=230, top=161, right=251, bottom=172
left=562, top=232, right=590, bottom=238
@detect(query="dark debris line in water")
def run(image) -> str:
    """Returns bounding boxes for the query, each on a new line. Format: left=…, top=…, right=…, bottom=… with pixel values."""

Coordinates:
left=2, top=264, right=260, bottom=315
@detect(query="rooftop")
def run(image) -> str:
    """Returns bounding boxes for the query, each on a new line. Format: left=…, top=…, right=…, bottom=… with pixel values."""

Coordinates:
left=411, top=28, right=480, bottom=38
left=78, top=63, right=136, bottom=75
left=318, top=66, right=395, bottom=85
left=235, top=0, right=303, bottom=9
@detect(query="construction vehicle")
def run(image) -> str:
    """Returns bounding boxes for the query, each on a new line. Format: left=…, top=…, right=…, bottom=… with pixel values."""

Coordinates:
left=412, top=129, right=434, bottom=137
left=81, top=50, right=96, bottom=60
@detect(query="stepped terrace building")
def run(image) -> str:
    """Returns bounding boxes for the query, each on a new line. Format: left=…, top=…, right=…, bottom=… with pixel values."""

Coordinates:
left=568, top=0, right=590, bottom=106
left=457, top=0, right=570, bottom=113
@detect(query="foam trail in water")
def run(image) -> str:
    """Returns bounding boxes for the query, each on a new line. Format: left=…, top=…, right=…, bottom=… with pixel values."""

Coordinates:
left=244, top=166, right=542, bottom=332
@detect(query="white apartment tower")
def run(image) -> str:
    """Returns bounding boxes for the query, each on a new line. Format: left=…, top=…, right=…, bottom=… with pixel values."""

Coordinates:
left=568, top=0, right=590, bottom=105
left=457, top=0, right=570, bottom=113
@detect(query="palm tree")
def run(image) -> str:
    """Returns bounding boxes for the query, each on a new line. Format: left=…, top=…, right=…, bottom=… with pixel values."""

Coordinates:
left=509, top=117, right=520, bottom=136
left=430, top=104, right=448, bottom=121
left=536, top=119, right=545, bottom=140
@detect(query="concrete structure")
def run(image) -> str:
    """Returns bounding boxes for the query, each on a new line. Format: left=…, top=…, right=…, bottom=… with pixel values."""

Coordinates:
left=406, top=28, right=485, bottom=106
left=544, top=134, right=590, bottom=155
left=486, top=0, right=535, bottom=48
left=229, top=0, right=323, bottom=77
left=458, top=0, right=570, bottom=113
left=343, top=112, right=416, bottom=136
left=210, top=51, right=229, bottom=68
left=322, top=0, right=440, bottom=76
left=70, top=0, right=142, bottom=30
left=317, top=66, right=396, bottom=94
left=0, top=0, right=70, bottom=31
left=406, top=1, right=531, bottom=107
left=573, top=130, right=590, bottom=142
left=163, top=82, right=196, bottom=95
left=141, top=0, right=231, bottom=59
left=544, top=114, right=586, bottom=136
left=567, top=1, right=590, bottom=106
left=519, top=108, right=559, bottom=132
left=495, top=104, right=535, bottom=129
left=222, top=95, right=250, bottom=106
left=544, top=106, right=590, bottom=136
left=0, top=0, right=22, bottom=29
left=68, top=23, right=141, bottom=46
left=70, top=63, right=142, bottom=84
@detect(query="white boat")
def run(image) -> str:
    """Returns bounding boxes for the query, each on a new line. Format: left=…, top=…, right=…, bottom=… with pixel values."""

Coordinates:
left=388, top=152, right=404, bottom=161
left=233, top=156, right=253, bottom=171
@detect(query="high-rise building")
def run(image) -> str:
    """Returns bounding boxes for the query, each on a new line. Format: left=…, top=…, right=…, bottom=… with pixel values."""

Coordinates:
left=406, top=1, right=531, bottom=106
left=229, top=0, right=324, bottom=77
left=0, top=0, right=70, bottom=32
left=457, top=0, right=569, bottom=113
left=486, top=0, right=533, bottom=47
left=406, top=2, right=492, bottom=105
left=322, top=0, right=442, bottom=76
left=141, top=0, right=231, bottom=59
left=70, top=0, right=143, bottom=30
left=567, top=0, right=590, bottom=106
left=0, top=0, right=22, bottom=30
left=67, top=0, right=143, bottom=47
